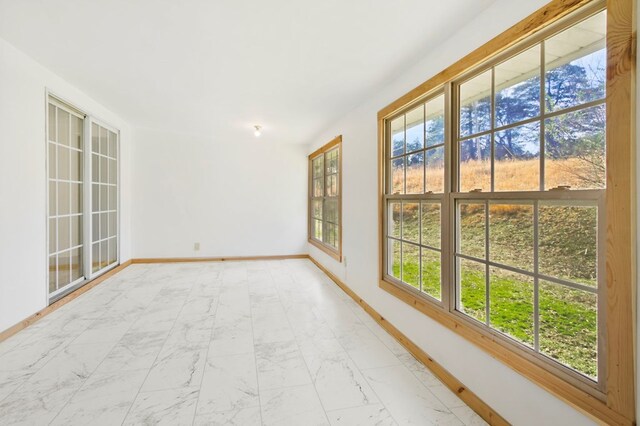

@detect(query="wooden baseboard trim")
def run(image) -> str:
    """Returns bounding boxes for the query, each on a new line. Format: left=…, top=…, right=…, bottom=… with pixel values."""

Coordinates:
left=307, top=255, right=509, bottom=426
left=131, top=254, right=309, bottom=264
left=0, top=260, right=133, bottom=344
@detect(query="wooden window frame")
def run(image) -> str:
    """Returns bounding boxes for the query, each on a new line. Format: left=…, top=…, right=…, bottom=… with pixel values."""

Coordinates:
left=376, top=1, right=635, bottom=424
left=309, top=135, right=343, bottom=261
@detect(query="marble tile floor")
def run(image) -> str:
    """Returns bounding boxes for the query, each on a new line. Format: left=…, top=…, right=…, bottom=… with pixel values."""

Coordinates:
left=0, top=259, right=487, bottom=426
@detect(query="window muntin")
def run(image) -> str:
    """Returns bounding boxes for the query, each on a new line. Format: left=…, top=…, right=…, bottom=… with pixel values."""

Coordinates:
left=383, top=9, right=606, bottom=385
left=309, top=138, right=341, bottom=258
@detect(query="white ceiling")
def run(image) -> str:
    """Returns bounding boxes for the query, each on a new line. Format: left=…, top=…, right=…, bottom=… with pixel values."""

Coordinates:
left=0, top=0, right=497, bottom=144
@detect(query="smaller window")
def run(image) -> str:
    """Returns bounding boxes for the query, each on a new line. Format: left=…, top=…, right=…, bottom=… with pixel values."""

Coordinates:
left=309, top=136, right=342, bottom=261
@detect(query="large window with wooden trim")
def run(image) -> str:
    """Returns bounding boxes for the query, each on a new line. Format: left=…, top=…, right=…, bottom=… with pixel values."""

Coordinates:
left=309, top=136, right=342, bottom=260
left=379, top=1, right=634, bottom=424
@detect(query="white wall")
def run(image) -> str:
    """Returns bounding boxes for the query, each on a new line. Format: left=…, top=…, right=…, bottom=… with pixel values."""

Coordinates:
left=306, top=0, right=606, bottom=424
left=0, top=37, right=133, bottom=331
left=131, top=127, right=307, bottom=258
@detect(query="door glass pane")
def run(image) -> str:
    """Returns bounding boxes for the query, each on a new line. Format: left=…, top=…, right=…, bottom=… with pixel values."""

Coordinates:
left=99, top=127, right=108, bottom=156
left=49, top=255, right=57, bottom=293
left=69, top=149, right=81, bottom=181
left=92, top=243, right=100, bottom=273
left=71, top=248, right=83, bottom=282
left=58, top=250, right=71, bottom=288
left=57, top=109, right=70, bottom=146
left=108, top=238, right=117, bottom=266
left=58, top=147, right=69, bottom=180
left=48, top=104, right=56, bottom=142
left=109, top=212, right=117, bottom=238
left=71, top=115, right=83, bottom=149
left=58, top=216, right=70, bottom=251
left=108, top=131, right=118, bottom=158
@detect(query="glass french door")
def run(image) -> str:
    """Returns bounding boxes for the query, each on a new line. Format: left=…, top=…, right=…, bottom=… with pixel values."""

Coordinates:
left=47, top=96, right=119, bottom=300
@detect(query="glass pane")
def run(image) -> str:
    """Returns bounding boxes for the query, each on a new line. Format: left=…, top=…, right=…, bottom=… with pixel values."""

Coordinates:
left=108, top=238, right=117, bottom=265
left=100, top=240, right=108, bottom=268
left=406, top=152, right=424, bottom=194
left=421, top=248, right=441, bottom=300
left=460, top=70, right=492, bottom=138
left=100, top=185, right=108, bottom=211
left=58, top=147, right=69, bottom=180
left=48, top=104, right=56, bottom=142
left=402, top=202, right=419, bottom=243
left=49, top=255, right=57, bottom=293
left=312, top=199, right=323, bottom=220
left=425, top=95, right=445, bottom=147
left=313, top=219, right=322, bottom=240
left=489, top=267, right=534, bottom=347
left=57, top=109, right=69, bottom=146
left=544, top=104, right=605, bottom=190
left=71, top=248, right=83, bottom=282
left=539, top=202, right=597, bottom=287
left=100, top=156, right=108, bottom=184
left=313, top=178, right=324, bottom=197
left=49, top=181, right=56, bottom=216
left=539, top=280, right=597, bottom=379
left=109, top=212, right=117, bottom=238
left=49, top=218, right=56, bottom=254
left=108, top=186, right=117, bottom=211
left=391, top=116, right=404, bottom=157
left=91, top=123, right=99, bottom=152
left=312, top=156, right=324, bottom=179
left=70, top=183, right=82, bottom=214
left=495, top=45, right=541, bottom=127
left=401, top=243, right=420, bottom=290
left=58, top=216, right=70, bottom=251
left=389, top=202, right=401, bottom=239
left=494, top=122, right=540, bottom=191
left=92, top=184, right=100, bottom=212
left=489, top=203, right=534, bottom=271
left=544, top=11, right=606, bottom=112
left=326, top=174, right=338, bottom=197
left=49, top=144, right=56, bottom=179
left=326, top=149, right=339, bottom=174
left=405, top=104, right=424, bottom=152
left=92, top=154, right=99, bottom=183
left=459, top=257, right=486, bottom=323
left=421, top=202, right=440, bottom=248
left=58, top=250, right=71, bottom=287
left=425, top=146, right=444, bottom=193
left=325, top=199, right=338, bottom=224
left=388, top=238, right=401, bottom=280
left=69, top=149, right=81, bottom=182
left=459, top=135, right=491, bottom=192
left=99, top=127, right=108, bottom=156
left=92, top=242, right=100, bottom=273
left=391, top=157, right=405, bottom=194
left=100, top=212, right=108, bottom=240
left=92, top=213, right=100, bottom=242
left=58, top=182, right=70, bottom=216
left=325, top=223, right=338, bottom=249
left=458, top=202, right=485, bottom=259
left=109, top=159, right=117, bottom=185
left=71, top=215, right=82, bottom=247
left=70, top=116, right=83, bottom=149
left=108, top=131, right=117, bottom=158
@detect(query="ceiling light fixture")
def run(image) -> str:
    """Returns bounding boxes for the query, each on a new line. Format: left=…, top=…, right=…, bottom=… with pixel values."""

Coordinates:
left=254, top=125, right=262, bottom=137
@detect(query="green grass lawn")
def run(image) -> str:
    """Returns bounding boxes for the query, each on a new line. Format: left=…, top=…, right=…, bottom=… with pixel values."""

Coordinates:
left=391, top=202, right=598, bottom=379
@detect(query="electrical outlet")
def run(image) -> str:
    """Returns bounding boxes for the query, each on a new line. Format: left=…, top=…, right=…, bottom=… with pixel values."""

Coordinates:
left=194, top=242, right=200, bottom=251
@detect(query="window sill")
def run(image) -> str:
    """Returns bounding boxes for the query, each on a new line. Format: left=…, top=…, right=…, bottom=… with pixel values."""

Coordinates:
left=308, top=238, right=342, bottom=262
left=378, top=278, right=629, bottom=426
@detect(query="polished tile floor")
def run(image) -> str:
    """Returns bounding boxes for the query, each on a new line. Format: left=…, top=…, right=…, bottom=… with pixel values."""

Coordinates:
left=0, top=259, right=486, bottom=425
